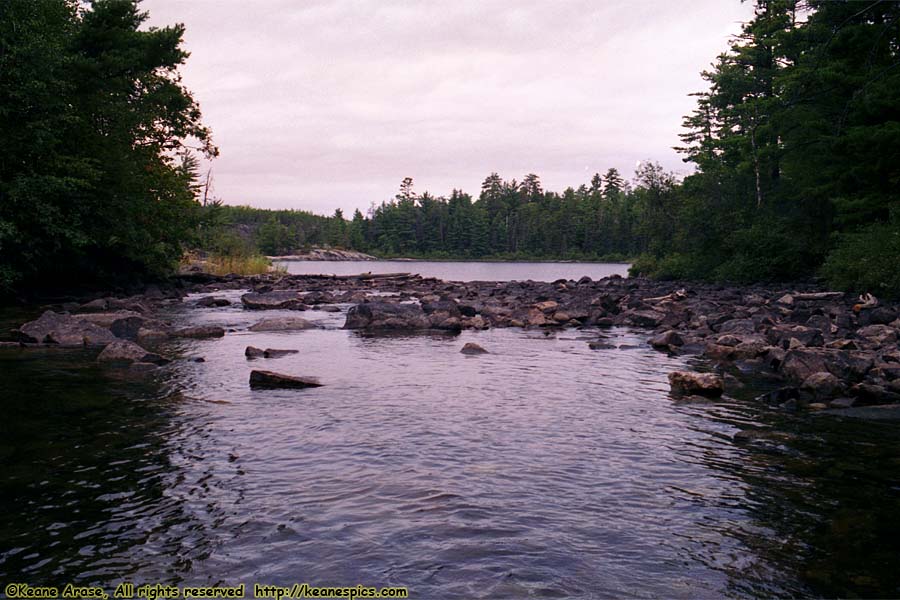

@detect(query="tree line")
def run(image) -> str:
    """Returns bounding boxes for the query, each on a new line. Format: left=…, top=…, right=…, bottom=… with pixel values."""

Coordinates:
left=2, top=0, right=898, bottom=296
left=0, top=0, right=216, bottom=293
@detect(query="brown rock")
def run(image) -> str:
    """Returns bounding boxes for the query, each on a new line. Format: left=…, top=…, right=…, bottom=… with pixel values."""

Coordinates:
left=249, top=370, right=322, bottom=389
left=668, top=371, right=724, bottom=397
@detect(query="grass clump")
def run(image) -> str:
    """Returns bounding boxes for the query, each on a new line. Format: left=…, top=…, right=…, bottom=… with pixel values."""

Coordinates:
left=206, top=253, right=280, bottom=276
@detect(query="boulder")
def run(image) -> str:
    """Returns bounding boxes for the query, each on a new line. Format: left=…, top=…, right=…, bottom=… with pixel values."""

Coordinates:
left=460, top=342, right=488, bottom=355
left=196, top=296, right=231, bottom=307
left=668, top=371, right=724, bottom=397
left=246, top=346, right=299, bottom=359
left=249, top=370, right=322, bottom=389
left=422, top=300, right=463, bottom=330
left=780, top=347, right=873, bottom=383
left=800, top=372, right=842, bottom=398
left=766, top=324, right=824, bottom=348
left=78, top=298, right=112, bottom=313
left=97, top=340, right=168, bottom=366
left=649, top=330, right=684, bottom=350
left=174, top=326, right=225, bottom=339
left=245, top=346, right=266, bottom=358
left=248, top=317, right=316, bottom=332
left=850, top=383, right=900, bottom=405
left=534, top=300, right=559, bottom=313
left=110, top=315, right=168, bottom=340
left=621, top=309, right=665, bottom=328
left=717, top=318, right=757, bottom=334
left=855, top=324, right=898, bottom=346
left=241, top=291, right=307, bottom=310
left=18, top=311, right=117, bottom=347
left=343, top=302, right=430, bottom=330
left=75, top=311, right=143, bottom=328
left=868, top=307, right=898, bottom=325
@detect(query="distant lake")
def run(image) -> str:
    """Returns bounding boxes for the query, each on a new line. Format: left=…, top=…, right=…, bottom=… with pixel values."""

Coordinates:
left=276, top=259, right=630, bottom=281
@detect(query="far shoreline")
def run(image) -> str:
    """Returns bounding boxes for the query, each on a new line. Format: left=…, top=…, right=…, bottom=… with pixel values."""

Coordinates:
left=270, top=255, right=634, bottom=266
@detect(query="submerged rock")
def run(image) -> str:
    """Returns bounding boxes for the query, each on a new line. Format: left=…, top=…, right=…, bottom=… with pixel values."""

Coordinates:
left=196, top=296, right=231, bottom=307
left=249, top=370, right=322, bottom=389
left=460, top=342, right=488, bottom=355
left=248, top=317, right=315, bottom=332
left=668, top=371, right=724, bottom=397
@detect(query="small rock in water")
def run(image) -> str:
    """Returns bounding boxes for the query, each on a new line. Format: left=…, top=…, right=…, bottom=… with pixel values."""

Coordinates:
left=460, top=342, right=488, bottom=355
left=196, top=296, right=231, bottom=307
left=588, top=341, right=616, bottom=350
left=668, top=371, right=724, bottom=397
left=245, top=346, right=265, bottom=359
left=249, top=370, right=322, bottom=390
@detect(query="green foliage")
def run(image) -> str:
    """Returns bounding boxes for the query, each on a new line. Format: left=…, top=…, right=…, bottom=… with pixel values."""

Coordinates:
left=822, top=221, right=900, bottom=298
left=0, top=0, right=215, bottom=294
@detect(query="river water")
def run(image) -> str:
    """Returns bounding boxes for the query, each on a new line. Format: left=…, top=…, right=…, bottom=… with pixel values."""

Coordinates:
left=275, top=260, right=630, bottom=281
left=1, top=265, right=899, bottom=598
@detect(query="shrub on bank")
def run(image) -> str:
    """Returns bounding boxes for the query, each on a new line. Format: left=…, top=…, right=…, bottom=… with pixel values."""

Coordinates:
left=822, top=220, right=900, bottom=298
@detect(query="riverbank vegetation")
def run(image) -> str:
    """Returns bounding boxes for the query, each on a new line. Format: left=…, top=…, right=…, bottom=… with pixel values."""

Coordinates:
left=0, top=0, right=216, bottom=294
left=1, top=0, right=897, bottom=297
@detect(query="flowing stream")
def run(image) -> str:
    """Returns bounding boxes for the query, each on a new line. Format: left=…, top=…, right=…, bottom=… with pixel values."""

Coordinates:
left=1, top=264, right=899, bottom=599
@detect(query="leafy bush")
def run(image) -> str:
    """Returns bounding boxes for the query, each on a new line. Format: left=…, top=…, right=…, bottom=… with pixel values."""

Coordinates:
left=821, top=221, right=900, bottom=298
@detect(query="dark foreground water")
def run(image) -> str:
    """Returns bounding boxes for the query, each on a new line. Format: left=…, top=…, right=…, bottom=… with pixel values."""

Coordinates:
left=276, top=260, right=629, bottom=282
left=1, top=289, right=899, bottom=599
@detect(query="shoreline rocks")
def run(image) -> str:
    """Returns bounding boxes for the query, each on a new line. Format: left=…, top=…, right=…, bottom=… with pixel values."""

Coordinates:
left=7, top=270, right=900, bottom=412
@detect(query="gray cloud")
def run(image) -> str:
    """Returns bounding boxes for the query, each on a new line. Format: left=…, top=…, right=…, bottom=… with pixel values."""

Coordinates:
left=143, top=0, right=752, bottom=215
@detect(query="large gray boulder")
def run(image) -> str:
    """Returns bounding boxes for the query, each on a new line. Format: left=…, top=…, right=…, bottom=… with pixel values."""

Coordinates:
left=343, top=302, right=430, bottom=330
left=18, top=311, right=117, bottom=347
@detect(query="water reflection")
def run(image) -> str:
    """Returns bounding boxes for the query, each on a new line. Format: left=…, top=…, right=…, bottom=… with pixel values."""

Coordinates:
left=277, top=260, right=630, bottom=282
left=1, top=303, right=898, bottom=597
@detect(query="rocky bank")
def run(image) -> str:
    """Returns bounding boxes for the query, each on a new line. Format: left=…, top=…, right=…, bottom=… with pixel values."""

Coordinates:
left=5, top=271, right=900, bottom=412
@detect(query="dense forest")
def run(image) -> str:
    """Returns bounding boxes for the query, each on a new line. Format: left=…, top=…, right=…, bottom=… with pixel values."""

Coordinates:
left=1, top=0, right=898, bottom=296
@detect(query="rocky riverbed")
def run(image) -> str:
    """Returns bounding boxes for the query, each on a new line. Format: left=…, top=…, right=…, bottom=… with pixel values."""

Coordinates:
left=4, top=272, right=900, bottom=414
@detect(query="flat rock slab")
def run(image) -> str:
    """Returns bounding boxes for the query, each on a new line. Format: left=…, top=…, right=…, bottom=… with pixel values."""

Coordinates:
left=248, top=317, right=315, bottom=332
left=249, top=370, right=321, bottom=389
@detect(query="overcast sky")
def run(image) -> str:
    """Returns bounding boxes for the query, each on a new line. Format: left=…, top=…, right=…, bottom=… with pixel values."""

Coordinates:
left=142, top=0, right=753, bottom=216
